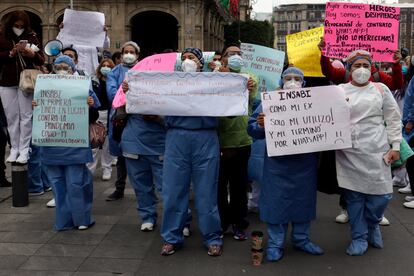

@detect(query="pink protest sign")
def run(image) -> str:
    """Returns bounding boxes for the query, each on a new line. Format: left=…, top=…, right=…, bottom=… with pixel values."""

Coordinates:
left=112, top=53, right=177, bottom=108
left=323, top=2, right=400, bottom=62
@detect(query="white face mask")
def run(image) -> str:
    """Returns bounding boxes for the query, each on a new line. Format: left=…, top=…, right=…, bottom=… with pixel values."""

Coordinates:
left=123, top=53, right=137, bottom=64
left=352, top=67, right=371, bottom=85
left=13, top=27, right=24, bottom=37
left=283, top=80, right=302, bottom=89
left=181, top=59, right=198, bottom=72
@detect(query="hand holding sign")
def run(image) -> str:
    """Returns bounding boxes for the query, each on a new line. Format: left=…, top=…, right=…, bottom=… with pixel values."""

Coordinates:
left=261, top=85, right=352, bottom=156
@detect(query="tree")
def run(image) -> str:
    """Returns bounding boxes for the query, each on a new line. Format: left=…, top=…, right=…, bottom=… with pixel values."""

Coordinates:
left=224, top=19, right=275, bottom=48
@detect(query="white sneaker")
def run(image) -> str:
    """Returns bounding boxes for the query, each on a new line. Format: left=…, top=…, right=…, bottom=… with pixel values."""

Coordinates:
left=112, top=158, right=117, bottom=166
left=398, top=185, right=412, bottom=194
left=403, top=200, right=414, bottom=209
left=78, top=225, right=88, bottom=230
left=335, top=209, right=349, bottom=223
left=46, top=198, right=56, bottom=208
left=15, top=151, right=29, bottom=164
left=6, top=150, right=19, bottom=163
left=405, top=196, right=414, bottom=202
left=379, top=216, right=390, bottom=226
left=140, top=222, right=154, bottom=232
left=102, top=169, right=111, bottom=181
left=183, top=227, right=191, bottom=237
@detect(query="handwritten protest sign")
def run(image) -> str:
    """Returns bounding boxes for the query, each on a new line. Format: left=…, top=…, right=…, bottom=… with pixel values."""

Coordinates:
left=126, top=71, right=249, bottom=116
left=323, top=2, right=400, bottom=62
left=135, top=53, right=177, bottom=72
left=32, top=75, right=90, bottom=148
left=261, top=86, right=351, bottom=156
left=58, top=9, right=106, bottom=47
left=286, top=27, right=324, bottom=77
left=241, top=43, right=285, bottom=93
left=112, top=53, right=177, bottom=108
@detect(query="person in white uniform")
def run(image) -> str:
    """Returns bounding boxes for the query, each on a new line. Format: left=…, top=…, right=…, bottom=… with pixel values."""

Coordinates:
left=336, top=50, right=402, bottom=256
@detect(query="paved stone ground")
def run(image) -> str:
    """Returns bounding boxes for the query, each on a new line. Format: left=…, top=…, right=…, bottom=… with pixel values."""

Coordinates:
left=0, top=167, right=414, bottom=276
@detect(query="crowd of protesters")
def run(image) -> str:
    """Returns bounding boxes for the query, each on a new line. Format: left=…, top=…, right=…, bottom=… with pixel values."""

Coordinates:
left=1, top=9, right=414, bottom=261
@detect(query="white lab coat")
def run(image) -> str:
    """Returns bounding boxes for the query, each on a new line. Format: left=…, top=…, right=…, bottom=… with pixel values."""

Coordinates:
left=336, top=82, right=402, bottom=195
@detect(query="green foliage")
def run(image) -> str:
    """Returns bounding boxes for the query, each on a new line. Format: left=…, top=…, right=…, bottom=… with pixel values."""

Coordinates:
left=224, top=19, right=275, bottom=48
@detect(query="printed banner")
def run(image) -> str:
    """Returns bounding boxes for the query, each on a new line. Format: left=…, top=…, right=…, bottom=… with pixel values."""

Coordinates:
left=58, top=9, right=106, bottom=47
left=241, top=43, right=285, bottom=93
left=126, top=71, right=249, bottom=116
left=261, top=86, right=352, bottom=156
left=286, top=27, right=324, bottom=77
left=323, top=2, right=400, bottom=62
left=32, top=75, right=90, bottom=148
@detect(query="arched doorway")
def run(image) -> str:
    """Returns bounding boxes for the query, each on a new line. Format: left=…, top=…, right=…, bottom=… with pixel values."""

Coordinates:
left=130, top=11, right=179, bottom=59
left=0, top=10, right=43, bottom=46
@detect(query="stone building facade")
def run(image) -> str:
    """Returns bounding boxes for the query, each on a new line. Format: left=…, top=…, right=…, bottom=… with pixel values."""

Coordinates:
left=0, top=0, right=251, bottom=57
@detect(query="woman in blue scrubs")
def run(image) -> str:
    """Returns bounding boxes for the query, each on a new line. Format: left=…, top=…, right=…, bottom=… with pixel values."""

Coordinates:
left=247, top=67, right=323, bottom=261
left=160, top=48, right=223, bottom=257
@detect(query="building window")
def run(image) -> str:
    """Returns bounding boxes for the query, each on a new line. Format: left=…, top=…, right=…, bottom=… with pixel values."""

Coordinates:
left=321, top=12, right=325, bottom=19
left=401, top=23, right=406, bottom=33
left=401, top=13, right=407, bottom=22
left=278, top=23, right=287, bottom=31
left=278, top=45, right=286, bottom=52
left=296, top=14, right=301, bottom=20
left=309, top=12, right=315, bottom=19
left=278, top=36, right=286, bottom=43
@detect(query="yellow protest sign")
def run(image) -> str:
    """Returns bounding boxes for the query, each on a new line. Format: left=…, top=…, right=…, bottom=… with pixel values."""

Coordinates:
left=286, top=27, right=324, bottom=77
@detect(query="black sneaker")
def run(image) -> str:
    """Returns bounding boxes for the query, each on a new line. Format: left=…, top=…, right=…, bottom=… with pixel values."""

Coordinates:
left=106, top=190, right=124, bottom=201
left=0, top=179, right=11, bottom=187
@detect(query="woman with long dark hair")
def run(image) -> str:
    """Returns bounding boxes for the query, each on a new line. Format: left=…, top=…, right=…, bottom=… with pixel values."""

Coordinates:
left=0, top=10, right=44, bottom=163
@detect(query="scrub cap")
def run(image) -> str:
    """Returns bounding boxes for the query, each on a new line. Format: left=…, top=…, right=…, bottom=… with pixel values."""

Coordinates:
left=346, top=50, right=372, bottom=69
left=54, top=55, right=76, bottom=72
left=279, top=67, right=305, bottom=87
left=182, top=47, right=204, bottom=68
left=121, top=41, right=140, bottom=54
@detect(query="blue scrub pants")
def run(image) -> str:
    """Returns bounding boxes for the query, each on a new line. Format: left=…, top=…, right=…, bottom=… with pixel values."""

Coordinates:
left=344, top=189, right=392, bottom=255
left=267, top=221, right=323, bottom=260
left=161, top=129, right=222, bottom=247
left=267, top=222, right=312, bottom=249
left=125, top=155, right=162, bottom=225
left=48, top=164, right=94, bottom=231
left=27, top=145, right=50, bottom=193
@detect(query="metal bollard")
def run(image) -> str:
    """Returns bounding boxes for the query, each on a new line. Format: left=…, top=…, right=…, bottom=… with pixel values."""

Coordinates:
left=12, top=163, right=29, bottom=207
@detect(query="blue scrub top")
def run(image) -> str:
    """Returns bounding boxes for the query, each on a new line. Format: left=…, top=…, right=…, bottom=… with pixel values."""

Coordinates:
left=121, top=114, right=166, bottom=156
left=165, top=116, right=218, bottom=130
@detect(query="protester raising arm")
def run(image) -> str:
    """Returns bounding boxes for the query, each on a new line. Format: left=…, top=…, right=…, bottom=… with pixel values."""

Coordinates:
left=318, top=37, right=403, bottom=90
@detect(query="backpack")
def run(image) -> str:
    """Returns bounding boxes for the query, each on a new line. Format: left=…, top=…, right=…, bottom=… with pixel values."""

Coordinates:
left=89, top=121, right=107, bottom=149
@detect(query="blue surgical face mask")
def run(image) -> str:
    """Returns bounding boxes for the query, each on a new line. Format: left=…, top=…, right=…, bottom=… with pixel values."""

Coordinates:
left=228, top=55, right=244, bottom=72
left=402, top=66, right=408, bottom=76
left=100, top=66, right=111, bottom=76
